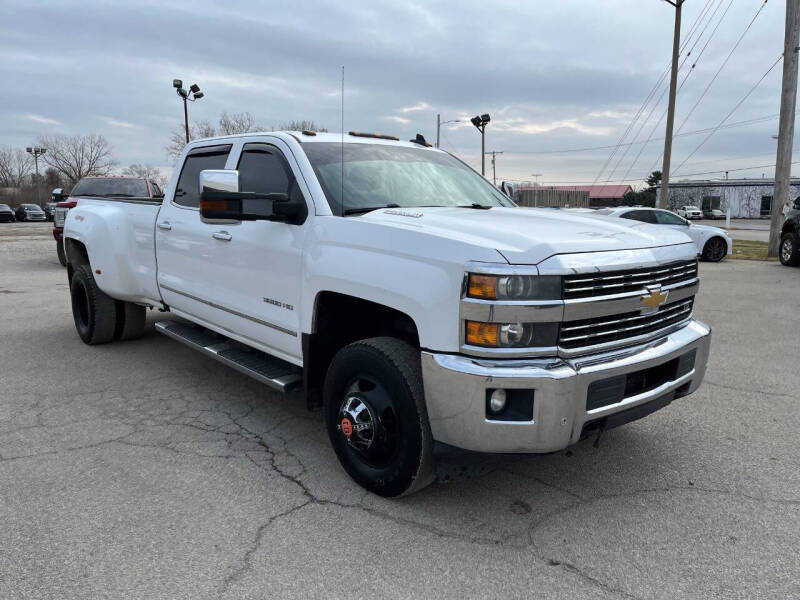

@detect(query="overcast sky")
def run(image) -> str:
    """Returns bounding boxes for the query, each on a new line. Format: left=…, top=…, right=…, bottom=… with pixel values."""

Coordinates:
left=0, top=0, right=790, bottom=186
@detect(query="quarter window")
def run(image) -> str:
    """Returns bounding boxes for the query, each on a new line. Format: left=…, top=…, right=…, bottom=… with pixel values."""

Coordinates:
left=174, top=145, right=232, bottom=208
left=654, top=210, right=687, bottom=225
left=621, top=209, right=657, bottom=224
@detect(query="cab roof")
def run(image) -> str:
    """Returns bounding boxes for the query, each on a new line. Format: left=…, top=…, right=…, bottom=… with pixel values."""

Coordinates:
left=191, top=130, right=441, bottom=151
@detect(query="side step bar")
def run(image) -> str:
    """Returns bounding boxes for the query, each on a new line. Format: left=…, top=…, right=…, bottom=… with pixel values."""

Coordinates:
left=155, top=320, right=302, bottom=393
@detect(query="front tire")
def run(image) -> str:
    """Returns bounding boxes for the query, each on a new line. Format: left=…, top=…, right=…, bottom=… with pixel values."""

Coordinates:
left=70, top=264, right=117, bottom=344
left=779, top=231, right=800, bottom=266
left=323, top=337, right=434, bottom=497
left=702, top=237, right=727, bottom=262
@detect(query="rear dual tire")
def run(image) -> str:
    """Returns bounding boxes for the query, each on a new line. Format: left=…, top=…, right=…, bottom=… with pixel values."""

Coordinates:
left=70, top=264, right=147, bottom=344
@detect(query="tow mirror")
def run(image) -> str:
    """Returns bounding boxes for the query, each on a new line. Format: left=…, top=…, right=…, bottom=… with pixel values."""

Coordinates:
left=198, top=169, right=288, bottom=222
left=51, top=188, right=64, bottom=202
left=793, top=197, right=800, bottom=210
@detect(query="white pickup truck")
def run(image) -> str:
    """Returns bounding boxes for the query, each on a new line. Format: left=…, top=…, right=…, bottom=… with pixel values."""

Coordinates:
left=63, top=131, right=711, bottom=496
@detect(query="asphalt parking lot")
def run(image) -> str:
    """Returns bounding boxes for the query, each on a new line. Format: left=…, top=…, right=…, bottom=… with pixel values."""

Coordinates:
left=1, top=222, right=799, bottom=599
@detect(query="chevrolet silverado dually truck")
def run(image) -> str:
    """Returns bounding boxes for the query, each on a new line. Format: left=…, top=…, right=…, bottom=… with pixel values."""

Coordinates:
left=63, top=131, right=711, bottom=496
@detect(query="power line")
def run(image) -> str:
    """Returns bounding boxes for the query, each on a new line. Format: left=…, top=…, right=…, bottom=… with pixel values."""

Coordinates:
left=672, top=54, right=783, bottom=174
left=504, top=112, right=788, bottom=155
left=590, top=0, right=720, bottom=186
left=674, top=0, right=771, bottom=137
left=621, top=0, right=735, bottom=181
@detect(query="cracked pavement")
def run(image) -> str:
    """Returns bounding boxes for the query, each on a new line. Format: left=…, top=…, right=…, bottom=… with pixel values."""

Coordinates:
left=1, top=222, right=799, bottom=599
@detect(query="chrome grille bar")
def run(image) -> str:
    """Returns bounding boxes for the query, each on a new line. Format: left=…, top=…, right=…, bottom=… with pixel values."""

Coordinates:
left=558, top=298, right=694, bottom=349
left=563, top=260, right=698, bottom=299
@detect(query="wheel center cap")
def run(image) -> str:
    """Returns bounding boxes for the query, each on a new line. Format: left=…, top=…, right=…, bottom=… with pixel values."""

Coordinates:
left=338, top=394, right=376, bottom=450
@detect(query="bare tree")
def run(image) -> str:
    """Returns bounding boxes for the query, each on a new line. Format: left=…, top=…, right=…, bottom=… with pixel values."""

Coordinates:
left=123, top=163, right=167, bottom=187
left=165, top=119, right=217, bottom=163
left=38, top=135, right=116, bottom=184
left=219, top=111, right=262, bottom=135
left=0, top=146, right=32, bottom=187
left=279, top=120, right=327, bottom=132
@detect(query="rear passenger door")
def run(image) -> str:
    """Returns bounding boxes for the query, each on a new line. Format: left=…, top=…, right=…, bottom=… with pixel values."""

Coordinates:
left=155, top=144, right=233, bottom=325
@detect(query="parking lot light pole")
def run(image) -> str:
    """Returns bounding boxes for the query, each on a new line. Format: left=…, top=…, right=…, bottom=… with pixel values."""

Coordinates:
left=470, top=114, right=491, bottom=175
left=172, top=80, right=204, bottom=143
left=26, top=146, right=46, bottom=205
left=436, top=114, right=460, bottom=148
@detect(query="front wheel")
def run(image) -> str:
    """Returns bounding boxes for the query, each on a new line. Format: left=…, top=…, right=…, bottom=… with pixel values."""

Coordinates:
left=701, top=237, right=727, bottom=262
left=323, top=337, right=434, bottom=497
left=780, top=231, right=800, bottom=266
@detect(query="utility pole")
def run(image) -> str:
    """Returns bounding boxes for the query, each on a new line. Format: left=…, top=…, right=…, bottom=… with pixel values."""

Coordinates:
left=769, top=0, right=800, bottom=257
left=659, top=0, right=684, bottom=209
left=484, top=151, right=504, bottom=186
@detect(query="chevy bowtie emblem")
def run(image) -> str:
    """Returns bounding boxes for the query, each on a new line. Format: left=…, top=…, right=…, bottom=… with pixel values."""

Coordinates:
left=640, top=285, right=669, bottom=314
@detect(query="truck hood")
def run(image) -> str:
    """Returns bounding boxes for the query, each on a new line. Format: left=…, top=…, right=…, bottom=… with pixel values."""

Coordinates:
left=359, top=206, right=694, bottom=264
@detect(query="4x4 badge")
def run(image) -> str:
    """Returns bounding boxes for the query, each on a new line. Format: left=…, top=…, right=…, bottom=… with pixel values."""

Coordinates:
left=641, top=284, right=669, bottom=314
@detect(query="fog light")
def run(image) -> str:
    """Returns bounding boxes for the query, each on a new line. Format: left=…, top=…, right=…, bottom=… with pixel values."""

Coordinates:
left=489, top=389, right=507, bottom=414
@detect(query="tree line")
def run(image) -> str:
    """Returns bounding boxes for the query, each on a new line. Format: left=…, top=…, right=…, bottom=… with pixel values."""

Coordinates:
left=0, top=112, right=325, bottom=206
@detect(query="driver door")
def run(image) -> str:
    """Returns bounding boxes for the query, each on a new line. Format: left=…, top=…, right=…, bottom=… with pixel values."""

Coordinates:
left=204, top=139, right=311, bottom=363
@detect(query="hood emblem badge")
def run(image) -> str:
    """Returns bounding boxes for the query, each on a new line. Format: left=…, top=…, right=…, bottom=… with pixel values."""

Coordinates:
left=640, top=284, right=669, bottom=314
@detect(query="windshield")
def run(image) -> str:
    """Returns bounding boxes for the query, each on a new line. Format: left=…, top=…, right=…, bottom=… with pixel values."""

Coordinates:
left=0, top=204, right=10, bottom=210
left=72, top=178, right=150, bottom=198
left=22, top=204, right=41, bottom=210
left=302, top=142, right=515, bottom=215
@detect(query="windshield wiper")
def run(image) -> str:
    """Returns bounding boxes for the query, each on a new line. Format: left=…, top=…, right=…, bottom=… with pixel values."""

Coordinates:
left=343, top=203, right=400, bottom=216
left=104, top=193, right=135, bottom=197
left=455, top=203, right=492, bottom=209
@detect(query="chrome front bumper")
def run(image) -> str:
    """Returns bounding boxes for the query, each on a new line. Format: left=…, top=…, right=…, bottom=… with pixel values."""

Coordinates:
left=421, top=319, right=711, bottom=453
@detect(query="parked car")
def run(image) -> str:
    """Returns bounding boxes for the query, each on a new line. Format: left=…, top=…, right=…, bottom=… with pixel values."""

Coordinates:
left=703, top=208, right=725, bottom=220
left=63, top=131, right=711, bottom=496
left=779, top=197, right=800, bottom=266
left=15, top=204, right=46, bottom=222
left=677, top=205, right=703, bottom=220
left=42, top=202, right=56, bottom=222
left=52, top=177, right=163, bottom=267
left=0, top=203, right=15, bottom=222
left=596, top=207, right=732, bottom=262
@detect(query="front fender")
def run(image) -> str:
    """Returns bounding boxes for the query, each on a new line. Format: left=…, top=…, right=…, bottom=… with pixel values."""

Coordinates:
left=302, top=217, right=505, bottom=352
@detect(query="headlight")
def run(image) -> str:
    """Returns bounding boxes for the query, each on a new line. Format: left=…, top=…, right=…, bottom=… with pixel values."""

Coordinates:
left=465, top=320, right=558, bottom=348
left=467, top=273, right=562, bottom=300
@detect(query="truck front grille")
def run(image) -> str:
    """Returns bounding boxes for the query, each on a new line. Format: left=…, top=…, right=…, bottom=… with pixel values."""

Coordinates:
left=563, top=260, right=698, bottom=299
left=559, top=298, right=693, bottom=350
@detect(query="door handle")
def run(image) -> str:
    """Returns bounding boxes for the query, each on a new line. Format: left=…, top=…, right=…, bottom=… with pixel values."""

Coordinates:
left=157, top=221, right=172, bottom=230
left=212, top=231, right=232, bottom=241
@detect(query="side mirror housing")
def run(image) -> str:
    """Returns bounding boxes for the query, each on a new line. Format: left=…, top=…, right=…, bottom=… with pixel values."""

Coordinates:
left=793, top=197, right=800, bottom=210
left=199, top=169, right=303, bottom=224
left=51, top=188, right=64, bottom=202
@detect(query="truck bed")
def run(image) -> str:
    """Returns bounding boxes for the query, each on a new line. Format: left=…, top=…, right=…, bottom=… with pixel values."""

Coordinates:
left=65, top=196, right=163, bottom=306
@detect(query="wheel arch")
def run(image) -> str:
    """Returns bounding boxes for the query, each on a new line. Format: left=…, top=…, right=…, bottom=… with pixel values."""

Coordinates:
left=302, top=291, right=420, bottom=410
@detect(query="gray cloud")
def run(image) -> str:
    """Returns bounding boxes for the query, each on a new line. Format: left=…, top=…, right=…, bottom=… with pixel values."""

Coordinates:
left=0, top=0, right=787, bottom=184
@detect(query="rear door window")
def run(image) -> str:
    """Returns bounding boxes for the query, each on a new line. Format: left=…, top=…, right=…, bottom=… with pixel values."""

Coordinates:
left=174, top=145, right=232, bottom=208
left=621, top=210, right=657, bottom=224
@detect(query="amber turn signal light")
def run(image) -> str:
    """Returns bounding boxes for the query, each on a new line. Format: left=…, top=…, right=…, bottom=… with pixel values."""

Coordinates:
left=465, top=321, right=499, bottom=347
left=467, top=274, right=497, bottom=300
